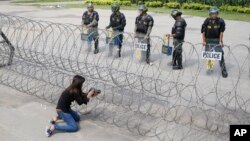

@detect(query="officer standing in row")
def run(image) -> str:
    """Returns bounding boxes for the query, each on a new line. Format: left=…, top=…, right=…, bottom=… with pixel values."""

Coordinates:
left=201, top=7, right=228, bottom=78
left=135, top=5, right=154, bottom=65
left=169, top=9, right=187, bottom=70
left=106, top=3, right=126, bottom=57
left=82, top=3, right=99, bottom=54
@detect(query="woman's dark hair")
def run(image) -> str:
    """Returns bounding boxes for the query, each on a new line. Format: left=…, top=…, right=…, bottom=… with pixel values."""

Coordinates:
left=66, top=75, right=85, bottom=95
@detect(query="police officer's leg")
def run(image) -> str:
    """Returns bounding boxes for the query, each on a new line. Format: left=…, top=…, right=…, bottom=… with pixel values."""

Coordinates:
left=216, top=46, right=228, bottom=78
left=172, top=49, right=177, bottom=66
left=173, top=40, right=183, bottom=70
left=215, top=47, right=225, bottom=67
left=146, top=38, right=151, bottom=64
left=118, top=34, right=123, bottom=57
left=177, top=46, right=183, bottom=68
left=173, top=48, right=183, bottom=69
left=94, top=35, right=99, bottom=54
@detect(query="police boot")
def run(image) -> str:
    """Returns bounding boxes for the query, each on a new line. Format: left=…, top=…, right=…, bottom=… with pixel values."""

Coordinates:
left=94, top=47, right=99, bottom=54
left=173, top=65, right=183, bottom=70
left=172, top=57, right=177, bottom=66
left=172, top=50, right=177, bottom=66
left=220, top=60, right=228, bottom=78
left=173, top=54, right=183, bottom=70
left=146, top=57, right=150, bottom=64
left=221, top=65, right=228, bottom=78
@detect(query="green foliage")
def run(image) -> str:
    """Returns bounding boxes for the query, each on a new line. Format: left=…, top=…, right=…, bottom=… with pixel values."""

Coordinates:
left=84, top=0, right=250, bottom=14
left=145, top=1, right=163, bottom=7
left=119, top=1, right=132, bottom=6
left=182, top=3, right=210, bottom=10
left=164, top=2, right=181, bottom=9
left=86, top=0, right=113, bottom=5
left=85, top=0, right=131, bottom=6
left=220, top=5, right=250, bottom=13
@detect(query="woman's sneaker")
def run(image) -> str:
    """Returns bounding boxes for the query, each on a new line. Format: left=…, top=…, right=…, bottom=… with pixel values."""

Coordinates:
left=50, top=119, right=56, bottom=124
left=45, top=126, right=52, bottom=137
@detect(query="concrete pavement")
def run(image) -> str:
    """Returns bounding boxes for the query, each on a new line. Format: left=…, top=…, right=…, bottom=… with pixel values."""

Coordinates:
left=0, top=1, right=250, bottom=45
left=0, top=84, right=140, bottom=141
left=0, top=1, right=249, bottom=141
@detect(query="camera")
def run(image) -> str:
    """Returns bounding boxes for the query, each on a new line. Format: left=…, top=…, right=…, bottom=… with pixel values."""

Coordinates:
left=89, top=87, right=101, bottom=95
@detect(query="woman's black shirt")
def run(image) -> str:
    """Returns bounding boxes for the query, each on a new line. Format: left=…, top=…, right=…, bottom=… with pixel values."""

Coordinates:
left=56, top=90, right=89, bottom=113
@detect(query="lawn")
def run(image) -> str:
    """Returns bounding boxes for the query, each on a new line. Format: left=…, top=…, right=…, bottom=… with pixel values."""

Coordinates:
left=12, top=0, right=83, bottom=3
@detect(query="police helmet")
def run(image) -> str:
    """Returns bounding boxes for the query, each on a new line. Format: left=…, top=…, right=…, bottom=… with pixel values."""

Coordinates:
left=209, top=6, right=219, bottom=14
left=171, top=9, right=182, bottom=18
left=138, top=5, right=148, bottom=13
left=111, top=3, right=120, bottom=13
left=87, top=3, right=94, bottom=9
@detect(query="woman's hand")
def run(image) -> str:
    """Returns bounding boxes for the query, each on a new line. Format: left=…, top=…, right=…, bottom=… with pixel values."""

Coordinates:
left=87, top=89, right=97, bottom=98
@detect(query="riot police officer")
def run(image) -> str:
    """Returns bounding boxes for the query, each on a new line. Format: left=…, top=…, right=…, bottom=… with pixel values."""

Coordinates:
left=106, top=3, right=126, bottom=57
left=82, top=3, right=99, bottom=54
left=135, top=5, right=154, bottom=65
left=201, top=7, right=228, bottom=78
left=169, top=9, right=187, bottom=70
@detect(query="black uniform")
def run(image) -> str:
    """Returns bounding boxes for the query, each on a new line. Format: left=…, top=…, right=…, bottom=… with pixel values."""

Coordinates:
left=201, top=17, right=226, bottom=69
left=107, top=12, right=126, bottom=48
left=82, top=11, right=99, bottom=49
left=135, top=14, right=154, bottom=62
left=171, top=17, right=187, bottom=68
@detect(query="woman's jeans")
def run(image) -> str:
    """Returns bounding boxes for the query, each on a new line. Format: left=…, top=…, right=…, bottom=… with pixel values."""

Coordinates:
left=54, top=109, right=80, bottom=132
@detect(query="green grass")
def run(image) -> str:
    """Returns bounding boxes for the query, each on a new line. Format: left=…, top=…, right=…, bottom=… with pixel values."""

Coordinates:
left=12, top=0, right=82, bottom=3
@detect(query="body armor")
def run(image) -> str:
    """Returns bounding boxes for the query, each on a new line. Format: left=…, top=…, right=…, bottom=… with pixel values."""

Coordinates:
left=135, top=14, right=154, bottom=34
left=201, top=17, right=225, bottom=39
left=82, top=11, right=99, bottom=27
left=110, top=12, right=126, bottom=31
left=171, top=17, right=187, bottom=40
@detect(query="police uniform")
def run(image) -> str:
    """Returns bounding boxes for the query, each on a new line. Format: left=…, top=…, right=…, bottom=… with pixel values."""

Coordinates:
left=201, top=17, right=226, bottom=68
left=135, top=14, right=154, bottom=62
left=82, top=10, right=99, bottom=49
left=107, top=12, right=126, bottom=48
left=172, top=17, right=187, bottom=68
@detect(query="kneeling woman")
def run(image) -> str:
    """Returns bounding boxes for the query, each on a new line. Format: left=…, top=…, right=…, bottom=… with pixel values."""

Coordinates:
left=45, top=75, right=99, bottom=137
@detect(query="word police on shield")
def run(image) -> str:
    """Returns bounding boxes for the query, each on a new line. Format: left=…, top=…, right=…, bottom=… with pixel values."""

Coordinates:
left=230, top=125, right=250, bottom=141
left=201, top=51, right=222, bottom=61
left=134, top=43, right=148, bottom=51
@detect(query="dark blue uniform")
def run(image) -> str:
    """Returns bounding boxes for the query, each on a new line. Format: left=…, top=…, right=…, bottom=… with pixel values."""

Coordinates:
left=201, top=17, right=226, bottom=69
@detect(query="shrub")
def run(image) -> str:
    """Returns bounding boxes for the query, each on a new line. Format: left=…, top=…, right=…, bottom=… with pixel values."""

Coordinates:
left=220, top=5, right=250, bottom=13
left=85, top=0, right=113, bottom=5
left=85, top=0, right=131, bottom=6
left=220, top=5, right=238, bottom=12
left=182, top=3, right=210, bottom=10
left=145, top=2, right=163, bottom=7
left=164, top=2, right=181, bottom=9
left=237, top=7, right=250, bottom=13
left=118, top=1, right=132, bottom=6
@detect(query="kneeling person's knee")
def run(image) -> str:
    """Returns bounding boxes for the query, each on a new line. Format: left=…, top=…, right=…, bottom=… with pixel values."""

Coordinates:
left=69, top=125, right=78, bottom=132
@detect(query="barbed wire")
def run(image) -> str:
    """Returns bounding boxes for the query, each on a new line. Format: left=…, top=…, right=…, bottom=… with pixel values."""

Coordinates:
left=0, top=13, right=250, bottom=141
